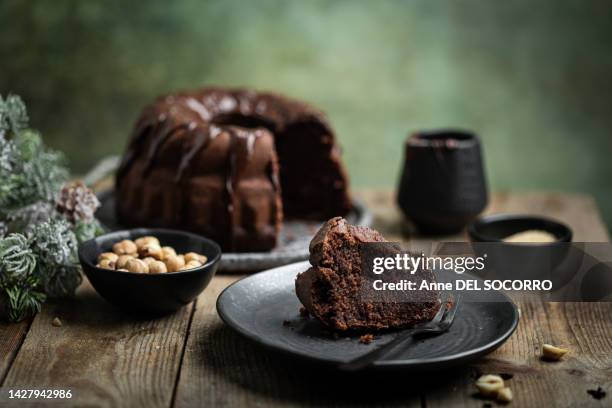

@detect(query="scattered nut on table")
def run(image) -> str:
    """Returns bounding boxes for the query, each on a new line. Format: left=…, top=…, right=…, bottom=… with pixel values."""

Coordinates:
left=52, top=317, right=62, bottom=327
left=542, top=344, right=569, bottom=361
left=97, top=236, right=207, bottom=275
left=497, top=387, right=513, bottom=403
left=475, top=374, right=505, bottom=397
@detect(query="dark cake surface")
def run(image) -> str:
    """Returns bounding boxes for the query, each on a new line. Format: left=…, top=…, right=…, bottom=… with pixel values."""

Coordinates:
left=296, top=217, right=440, bottom=331
left=116, top=87, right=351, bottom=252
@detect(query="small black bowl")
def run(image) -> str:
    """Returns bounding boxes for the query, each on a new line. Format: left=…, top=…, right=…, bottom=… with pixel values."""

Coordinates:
left=79, top=228, right=221, bottom=314
left=468, top=214, right=572, bottom=244
left=468, top=214, right=574, bottom=284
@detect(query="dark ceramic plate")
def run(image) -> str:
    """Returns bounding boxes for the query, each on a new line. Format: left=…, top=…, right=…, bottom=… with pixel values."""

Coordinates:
left=79, top=228, right=221, bottom=314
left=95, top=189, right=373, bottom=272
left=217, top=261, right=519, bottom=370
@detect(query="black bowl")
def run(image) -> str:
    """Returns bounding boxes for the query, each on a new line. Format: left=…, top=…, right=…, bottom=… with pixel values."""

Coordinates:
left=79, top=228, right=221, bottom=314
left=468, top=213, right=572, bottom=243
left=467, top=214, right=575, bottom=284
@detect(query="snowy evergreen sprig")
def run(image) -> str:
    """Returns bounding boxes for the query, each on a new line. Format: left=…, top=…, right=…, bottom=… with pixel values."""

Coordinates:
left=0, top=130, right=68, bottom=212
left=0, top=94, right=103, bottom=322
left=0, top=233, right=36, bottom=285
left=2, top=283, right=46, bottom=323
left=0, top=94, right=28, bottom=137
left=29, top=218, right=82, bottom=298
left=0, top=233, right=46, bottom=323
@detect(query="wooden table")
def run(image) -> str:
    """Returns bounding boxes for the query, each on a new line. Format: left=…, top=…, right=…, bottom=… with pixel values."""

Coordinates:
left=1, top=190, right=611, bottom=407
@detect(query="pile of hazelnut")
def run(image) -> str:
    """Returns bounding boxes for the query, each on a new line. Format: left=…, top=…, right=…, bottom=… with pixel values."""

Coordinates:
left=96, top=236, right=207, bottom=274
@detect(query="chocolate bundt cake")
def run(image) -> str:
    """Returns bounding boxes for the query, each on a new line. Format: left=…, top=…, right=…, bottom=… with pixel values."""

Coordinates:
left=116, top=88, right=351, bottom=252
left=296, top=217, right=441, bottom=331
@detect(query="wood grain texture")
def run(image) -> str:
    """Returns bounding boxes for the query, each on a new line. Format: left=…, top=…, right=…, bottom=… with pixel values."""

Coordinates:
left=172, top=190, right=611, bottom=407
left=1, top=189, right=610, bottom=407
left=173, top=277, right=424, bottom=408
left=413, top=190, right=612, bottom=408
left=0, top=280, right=194, bottom=408
left=0, top=320, right=30, bottom=385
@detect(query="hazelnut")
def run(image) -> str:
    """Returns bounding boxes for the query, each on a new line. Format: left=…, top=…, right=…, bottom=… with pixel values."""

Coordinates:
left=181, top=260, right=202, bottom=270
left=542, top=344, right=569, bottom=361
left=97, top=259, right=116, bottom=270
left=116, top=254, right=135, bottom=269
left=475, top=374, right=504, bottom=397
left=125, top=258, right=149, bottom=274
left=184, top=252, right=207, bottom=264
left=165, top=255, right=185, bottom=272
left=497, top=387, right=513, bottom=403
left=135, top=236, right=160, bottom=249
left=98, top=252, right=118, bottom=263
left=112, top=240, right=138, bottom=255
left=141, top=257, right=156, bottom=266
left=148, top=260, right=168, bottom=274
left=139, top=244, right=163, bottom=260
left=161, top=246, right=176, bottom=260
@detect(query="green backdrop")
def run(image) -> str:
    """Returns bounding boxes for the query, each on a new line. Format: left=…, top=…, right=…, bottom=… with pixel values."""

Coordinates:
left=2, top=0, right=611, bottom=229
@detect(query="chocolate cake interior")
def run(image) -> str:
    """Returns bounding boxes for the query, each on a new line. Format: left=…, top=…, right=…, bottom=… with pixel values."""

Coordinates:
left=214, top=112, right=349, bottom=219
left=296, top=217, right=441, bottom=331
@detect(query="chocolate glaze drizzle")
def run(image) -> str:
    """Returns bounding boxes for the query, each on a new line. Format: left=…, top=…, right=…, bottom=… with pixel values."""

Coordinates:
left=175, top=125, right=210, bottom=182
left=116, top=87, right=352, bottom=252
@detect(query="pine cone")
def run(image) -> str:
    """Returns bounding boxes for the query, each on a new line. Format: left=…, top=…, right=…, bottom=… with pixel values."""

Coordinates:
left=55, top=181, right=100, bottom=223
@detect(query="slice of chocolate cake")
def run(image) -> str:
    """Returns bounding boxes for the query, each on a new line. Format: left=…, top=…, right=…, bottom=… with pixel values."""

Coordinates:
left=295, top=217, right=440, bottom=331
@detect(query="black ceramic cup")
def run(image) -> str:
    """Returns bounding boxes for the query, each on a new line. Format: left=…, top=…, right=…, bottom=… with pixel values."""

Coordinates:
left=397, top=129, right=488, bottom=234
left=79, top=228, right=221, bottom=314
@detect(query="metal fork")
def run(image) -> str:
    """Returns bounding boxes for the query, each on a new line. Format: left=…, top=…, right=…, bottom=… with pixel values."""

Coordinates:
left=339, top=293, right=461, bottom=371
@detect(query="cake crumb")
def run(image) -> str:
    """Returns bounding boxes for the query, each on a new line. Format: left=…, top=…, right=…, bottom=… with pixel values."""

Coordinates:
left=52, top=317, right=62, bottom=327
left=587, top=387, right=606, bottom=400
left=299, top=307, right=310, bottom=318
left=359, top=334, right=374, bottom=344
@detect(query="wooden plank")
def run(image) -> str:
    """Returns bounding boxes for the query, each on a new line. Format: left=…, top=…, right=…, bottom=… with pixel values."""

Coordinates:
left=0, top=320, right=30, bottom=385
left=173, top=277, right=424, bottom=408
left=424, top=298, right=612, bottom=407
left=1, top=280, right=194, bottom=408
left=171, top=190, right=611, bottom=407
left=413, top=191, right=612, bottom=407
left=2, top=189, right=608, bottom=406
